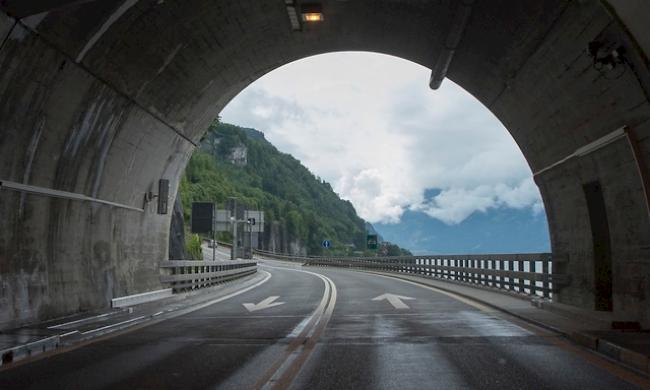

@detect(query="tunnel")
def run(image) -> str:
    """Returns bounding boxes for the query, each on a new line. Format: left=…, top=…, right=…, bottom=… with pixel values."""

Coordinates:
left=0, top=0, right=649, bottom=331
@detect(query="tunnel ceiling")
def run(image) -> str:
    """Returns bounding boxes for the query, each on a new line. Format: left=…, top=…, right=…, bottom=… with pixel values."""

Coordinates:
left=11, top=0, right=574, bottom=161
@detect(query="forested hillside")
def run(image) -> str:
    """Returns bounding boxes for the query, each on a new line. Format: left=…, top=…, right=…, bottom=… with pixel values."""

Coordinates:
left=178, top=121, right=411, bottom=256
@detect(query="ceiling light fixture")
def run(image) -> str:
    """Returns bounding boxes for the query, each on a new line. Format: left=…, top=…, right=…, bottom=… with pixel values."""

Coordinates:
left=301, top=3, right=324, bottom=22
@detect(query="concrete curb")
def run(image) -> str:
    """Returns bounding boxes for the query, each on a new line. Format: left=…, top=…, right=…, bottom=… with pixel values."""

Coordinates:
left=111, top=288, right=173, bottom=308
left=596, top=339, right=650, bottom=374
left=354, top=269, right=650, bottom=376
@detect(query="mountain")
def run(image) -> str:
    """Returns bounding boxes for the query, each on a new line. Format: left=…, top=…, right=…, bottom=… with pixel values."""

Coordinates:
left=375, top=207, right=550, bottom=255
left=178, top=121, right=411, bottom=257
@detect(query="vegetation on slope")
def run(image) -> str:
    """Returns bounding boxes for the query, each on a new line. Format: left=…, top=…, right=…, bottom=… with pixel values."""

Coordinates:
left=179, top=120, right=411, bottom=257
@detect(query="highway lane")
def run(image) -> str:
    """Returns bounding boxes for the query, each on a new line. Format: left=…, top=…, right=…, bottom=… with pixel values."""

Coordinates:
left=0, top=264, right=330, bottom=389
left=288, top=266, right=643, bottom=389
left=0, top=260, right=646, bottom=389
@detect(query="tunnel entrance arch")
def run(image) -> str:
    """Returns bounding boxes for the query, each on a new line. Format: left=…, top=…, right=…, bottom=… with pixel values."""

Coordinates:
left=215, top=50, right=552, bottom=255
left=0, top=0, right=649, bottom=330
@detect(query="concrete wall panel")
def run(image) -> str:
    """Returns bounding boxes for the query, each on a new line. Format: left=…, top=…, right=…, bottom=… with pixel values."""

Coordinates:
left=0, top=20, right=192, bottom=329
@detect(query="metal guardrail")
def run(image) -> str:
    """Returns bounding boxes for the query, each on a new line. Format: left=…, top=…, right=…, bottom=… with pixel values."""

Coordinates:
left=160, top=260, right=257, bottom=291
left=254, top=250, right=567, bottom=299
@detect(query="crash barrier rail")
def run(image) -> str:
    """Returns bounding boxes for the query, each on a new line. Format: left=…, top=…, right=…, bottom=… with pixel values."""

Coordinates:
left=254, top=250, right=566, bottom=299
left=160, top=260, right=257, bottom=292
left=201, top=239, right=233, bottom=249
left=253, top=248, right=307, bottom=262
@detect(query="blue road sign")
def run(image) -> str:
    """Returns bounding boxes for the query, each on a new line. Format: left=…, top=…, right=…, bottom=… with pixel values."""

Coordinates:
left=322, top=240, right=331, bottom=249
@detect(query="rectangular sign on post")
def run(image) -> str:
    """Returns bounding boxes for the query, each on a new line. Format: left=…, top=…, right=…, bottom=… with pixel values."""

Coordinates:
left=367, top=234, right=378, bottom=250
left=214, top=209, right=232, bottom=232
left=191, top=202, right=214, bottom=233
left=244, top=210, right=265, bottom=232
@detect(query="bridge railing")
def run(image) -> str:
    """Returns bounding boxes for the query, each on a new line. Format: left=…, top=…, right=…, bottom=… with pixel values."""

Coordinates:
left=255, top=250, right=567, bottom=299
left=160, top=260, right=257, bottom=292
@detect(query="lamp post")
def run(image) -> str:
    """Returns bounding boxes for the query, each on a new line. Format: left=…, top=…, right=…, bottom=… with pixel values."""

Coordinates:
left=212, top=218, right=216, bottom=262
left=230, top=216, right=237, bottom=260
left=228, top=197, right=238, bottom=260
left=247, top=201, right=258, bottom=259
left=247, top=218, right=255, bottom=259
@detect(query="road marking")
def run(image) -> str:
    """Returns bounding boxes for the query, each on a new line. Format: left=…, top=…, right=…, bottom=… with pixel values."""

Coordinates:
left=253, top=265, right=337, bottom=390
left=366, top=272, right=494, bottom=312
left=362, top=271, right=650, bottom=388
left=372, top=293, right=415, bottom=309
left=243, top=296, right=285, bottom=312
left=0, top=271, right=273, bottom=372
left=47, top=311, right=119, bottom=329
left=81, top=316, right=146, bottom=335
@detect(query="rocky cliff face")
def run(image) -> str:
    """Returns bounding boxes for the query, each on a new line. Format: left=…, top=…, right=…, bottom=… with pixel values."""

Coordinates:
left=259, top=220, right=307, bottom=256
left=228, top=145, right=247, bottom=166
left=169, top=196, right=190, bottom=260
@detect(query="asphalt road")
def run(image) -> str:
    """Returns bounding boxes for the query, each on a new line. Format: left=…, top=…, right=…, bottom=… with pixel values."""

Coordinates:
left=0, top=260, right=646, bottom=389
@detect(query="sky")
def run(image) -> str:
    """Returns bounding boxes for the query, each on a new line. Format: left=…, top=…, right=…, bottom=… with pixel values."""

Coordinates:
left=220, top=51, right=544, bottom=226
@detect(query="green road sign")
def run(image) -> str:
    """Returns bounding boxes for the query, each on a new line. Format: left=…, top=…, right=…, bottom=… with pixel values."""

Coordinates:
left=367, top=234, right=378, bottom=250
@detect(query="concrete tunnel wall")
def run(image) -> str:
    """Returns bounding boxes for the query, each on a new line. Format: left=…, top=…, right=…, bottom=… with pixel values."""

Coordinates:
left=0, top=0, right=648, bottom=330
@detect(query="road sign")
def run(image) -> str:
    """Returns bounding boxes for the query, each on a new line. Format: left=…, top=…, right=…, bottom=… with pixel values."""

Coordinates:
left=191, top=202, right=214, bottom=233
left=322, top=240, right=331, bottom=248
left=214, top=209, right=232, bottom=232
left=367, top=234, right=378, bottom=250
left=244, top=210, right=265, bottom=232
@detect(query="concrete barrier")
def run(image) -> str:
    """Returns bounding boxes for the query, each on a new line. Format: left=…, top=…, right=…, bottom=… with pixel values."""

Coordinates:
left=111, top=288, right=173, bottom=308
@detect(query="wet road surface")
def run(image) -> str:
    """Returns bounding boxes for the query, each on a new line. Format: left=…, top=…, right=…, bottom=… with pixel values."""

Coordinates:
left=0, top=260, right=646, bottom=389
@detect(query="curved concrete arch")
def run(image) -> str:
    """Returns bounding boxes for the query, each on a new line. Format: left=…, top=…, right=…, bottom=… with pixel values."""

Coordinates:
left=0, top=0, right=648, bottom=329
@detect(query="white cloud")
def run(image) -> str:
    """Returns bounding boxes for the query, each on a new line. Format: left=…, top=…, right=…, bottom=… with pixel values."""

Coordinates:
left=220, top=52, right=544, bottom=225
left=412, top=178, right=544, bottom=225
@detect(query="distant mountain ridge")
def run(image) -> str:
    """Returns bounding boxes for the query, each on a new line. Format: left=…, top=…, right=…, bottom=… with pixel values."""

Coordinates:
left=376, top=207, right=550, bottom=255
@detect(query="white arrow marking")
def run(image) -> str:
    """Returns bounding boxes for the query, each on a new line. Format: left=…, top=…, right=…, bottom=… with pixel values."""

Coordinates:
left=243, top=296, right=285, bottom=312
left=372, top=293, right=415, bottom=309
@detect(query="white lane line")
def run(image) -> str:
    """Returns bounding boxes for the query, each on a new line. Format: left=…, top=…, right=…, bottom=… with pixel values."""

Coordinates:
left=254, top=265, right=338, bottom=389
left=48, top=311, right=119, bottom=329
left=79, top=271, right=273, bottom=337
left=171, top=270, right=273, bottom=315
left=262, top=265, right=333, bottom=340
left=287, top=316, right=312, bottom=338
left=82, top=316, right=146, bottom=335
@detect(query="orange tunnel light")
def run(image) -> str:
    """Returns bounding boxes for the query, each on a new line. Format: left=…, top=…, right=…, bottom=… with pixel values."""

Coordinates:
left=302, top=12, right=324, bottom=22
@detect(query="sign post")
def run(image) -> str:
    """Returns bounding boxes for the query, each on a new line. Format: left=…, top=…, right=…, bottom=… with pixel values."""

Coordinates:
left=244, top=210, right=265, bottom=259
left=247, top=217, right=255, bottom=259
